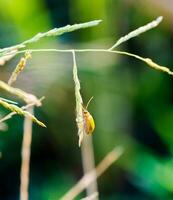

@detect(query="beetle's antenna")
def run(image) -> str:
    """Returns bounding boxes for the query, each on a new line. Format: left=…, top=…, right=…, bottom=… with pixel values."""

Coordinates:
left=86, top=96, right=94, bottom=109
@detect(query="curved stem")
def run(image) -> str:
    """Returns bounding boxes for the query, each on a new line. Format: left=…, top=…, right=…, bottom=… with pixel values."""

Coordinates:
left=11, top=48, right=173, bottom=76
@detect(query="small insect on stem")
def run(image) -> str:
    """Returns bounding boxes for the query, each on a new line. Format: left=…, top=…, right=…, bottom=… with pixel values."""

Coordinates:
left=82, top=97, right=95, bottom=135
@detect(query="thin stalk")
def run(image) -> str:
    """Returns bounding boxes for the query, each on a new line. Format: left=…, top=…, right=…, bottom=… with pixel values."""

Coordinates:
left=109, top=16, right=163, bottom=50
left=0, top=99, right=45, bottom=127
left=0, top=80, right=41, bottom=105
left=81, top=135, right=98, bottom=199
left=72, top=50, right=98, bottom=198
left=0, top=97, right=44, bottom=124
left=72, top=50, right=84, bottom=146
left=60, top=146, right=123, bottom=200
left=20, top=107, right=34, bottom=200
left=0, top=20, right=102, bottom=56
left=12, top=48, right=173, bottom=76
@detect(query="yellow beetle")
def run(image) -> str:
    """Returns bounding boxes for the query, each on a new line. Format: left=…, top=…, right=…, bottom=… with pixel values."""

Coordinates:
left=82, top=97, right=95, bottom=135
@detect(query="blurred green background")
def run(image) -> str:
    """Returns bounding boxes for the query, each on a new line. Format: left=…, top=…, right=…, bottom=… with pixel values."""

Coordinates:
left=1, top=0, right=173, bottom=199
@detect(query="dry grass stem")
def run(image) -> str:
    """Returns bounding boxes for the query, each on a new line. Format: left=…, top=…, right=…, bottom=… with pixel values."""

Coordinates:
left=0, top=49, right=17, bottom=65
left=0, top=80, right=41, bottom=105
left=0, top=97, right=44, bottom=124
left=60, top=146, right=123, bottom=200
left=0, top=122, right=8, bottom=131
left=109, top=16, right=163, bottom=50
left=0, top=98, right=46, bottom=127
left=8, top=52, right=31, bottom=85
left=81, top=192, right=98, bottom=200
left=72, top=50, right=84, bottom=147
left=20, top=107, right=33, bottom=200
left=112, top=50, right=173, bottom=75
left=14, top=47, right=173, bottom=77
left=72, top=51, right=98, bottom=196
left=3, top=17, right=171, bottom=79
left=81, top=136, right=98, bottom=199
left=0, top=20, right=101, bottom=57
